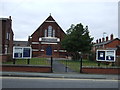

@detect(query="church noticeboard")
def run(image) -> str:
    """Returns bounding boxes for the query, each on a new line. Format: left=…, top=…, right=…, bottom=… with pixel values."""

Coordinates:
left=96, top=50, right=116, bottom=62
left=13, top=46, right=32, bottom=59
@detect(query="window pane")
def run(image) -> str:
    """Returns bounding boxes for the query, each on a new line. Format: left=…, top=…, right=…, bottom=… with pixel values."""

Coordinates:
left=53, top=29, right=55, bottom=37
left=44, top=29, right=47, bottom=37
left=48, top=26, right=52, bottom=37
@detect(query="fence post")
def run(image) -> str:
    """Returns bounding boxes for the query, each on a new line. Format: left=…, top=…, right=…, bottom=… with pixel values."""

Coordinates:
left=65, top=59, right=68, bottom=72
left=51, top=57, right=53, bottom=73
left=98, top=61, right=101, bottom=67
left=27, top=59, right=30, bottom=64
left=112, top=62, right=115, bottom=66
left=80, top=56, right=83, bottom=73
left=13, top=59, right=15, bottom=64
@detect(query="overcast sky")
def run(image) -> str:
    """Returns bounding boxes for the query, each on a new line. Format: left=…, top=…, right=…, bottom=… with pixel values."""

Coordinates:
left=0, top=0, right=119, bottom=42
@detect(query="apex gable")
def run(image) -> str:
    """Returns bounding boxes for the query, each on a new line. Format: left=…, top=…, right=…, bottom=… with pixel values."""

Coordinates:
left=44, top=15, right=55, bottom=22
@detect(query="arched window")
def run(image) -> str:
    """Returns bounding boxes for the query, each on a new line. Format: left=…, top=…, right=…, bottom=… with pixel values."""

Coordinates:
left=44, top=29, right=47, bottom=37
left=53, top=29, right=55, bottom=37
left=48, top=26, right=52, bottom=37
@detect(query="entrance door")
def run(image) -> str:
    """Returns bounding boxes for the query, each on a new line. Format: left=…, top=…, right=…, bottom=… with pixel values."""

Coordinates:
left=46, top=46, right=52, bottom=55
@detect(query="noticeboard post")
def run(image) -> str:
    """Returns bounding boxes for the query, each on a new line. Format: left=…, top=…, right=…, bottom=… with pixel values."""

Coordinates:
left=96, top=50, right=116, bottom=62
left=13, top=46, right=32, bottom=59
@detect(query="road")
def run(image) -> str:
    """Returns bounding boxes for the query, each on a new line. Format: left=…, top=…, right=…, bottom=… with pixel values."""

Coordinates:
left=1, top=76, right=119, bottom=88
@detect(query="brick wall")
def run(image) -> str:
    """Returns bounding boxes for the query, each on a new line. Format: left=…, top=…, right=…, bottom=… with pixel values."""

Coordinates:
left=82, top=67, right=120, bottom=74
left=105, top=40, right=119, bottom=49
left=1, top=65, right=52, bottom=73
left=0, top=54, right=13, bottom=62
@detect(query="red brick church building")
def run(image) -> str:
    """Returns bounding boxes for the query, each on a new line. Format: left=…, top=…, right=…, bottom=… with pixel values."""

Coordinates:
left=28, top=15, right=67, bottom=58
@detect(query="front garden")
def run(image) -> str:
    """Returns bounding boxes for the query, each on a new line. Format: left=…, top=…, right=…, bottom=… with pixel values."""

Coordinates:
left=59, top=59, right=119, bottom=72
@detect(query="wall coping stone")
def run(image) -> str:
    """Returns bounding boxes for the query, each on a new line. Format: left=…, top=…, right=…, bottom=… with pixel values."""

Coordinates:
left=82, top=66, right=120, bottom=69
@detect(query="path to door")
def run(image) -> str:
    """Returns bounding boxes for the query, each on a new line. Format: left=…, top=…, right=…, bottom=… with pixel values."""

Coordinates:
left=51, top=58, right=78, bottom=73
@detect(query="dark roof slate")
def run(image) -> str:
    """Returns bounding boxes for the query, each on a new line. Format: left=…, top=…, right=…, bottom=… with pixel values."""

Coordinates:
left=13, top=41, right=28, bottom=46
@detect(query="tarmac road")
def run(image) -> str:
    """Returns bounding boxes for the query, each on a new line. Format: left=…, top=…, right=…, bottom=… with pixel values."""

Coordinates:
left=1, top=76, right=119, bottom=88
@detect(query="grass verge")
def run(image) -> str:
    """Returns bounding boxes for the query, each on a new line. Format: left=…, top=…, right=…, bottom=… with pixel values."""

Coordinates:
left=59, top=59, right=117, bottom=72
left=2, top=58, right=50, bottom=66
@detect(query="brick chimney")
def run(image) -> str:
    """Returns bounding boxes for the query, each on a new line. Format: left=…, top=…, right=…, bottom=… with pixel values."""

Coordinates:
left=110, top=34, right=113, bottom=40
left=102, top=37, right=105, bottom=42
left=96, top=39, right=98, bottom=43
left=99, top=38, right=101, bottom=43
left=106, top=36, right=108, bottom=41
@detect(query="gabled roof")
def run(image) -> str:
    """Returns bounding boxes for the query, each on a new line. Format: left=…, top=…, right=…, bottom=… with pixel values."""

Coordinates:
left=31, top=15, right=66, bottom=36
left=94, top=38, right=120, bottom=46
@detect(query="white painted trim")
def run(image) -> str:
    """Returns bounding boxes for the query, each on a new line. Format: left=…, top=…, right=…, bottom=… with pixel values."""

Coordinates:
left=45, top=21, right=55, bottom=22
left=39, top=38, right=42, bottom=41
left=39, top=37, right=60, bottom=42
left=41, top=42, right=57, bottom=44
left=32, top=49, right=39, bottom=51
left=59, top=50, right=67, bottom=52
left=32, top=42, right=39, bottom=44
left=54, top=50, right=57, bottom=52
left=40, top=49, right=44, bottom=51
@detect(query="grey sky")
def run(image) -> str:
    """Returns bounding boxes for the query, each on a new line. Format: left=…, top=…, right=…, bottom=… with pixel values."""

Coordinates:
left=0, top=0, right=119, bottom=42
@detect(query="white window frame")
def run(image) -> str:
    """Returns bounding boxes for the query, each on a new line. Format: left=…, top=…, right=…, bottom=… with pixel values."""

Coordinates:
left=13, top=46, right=32, bottom=59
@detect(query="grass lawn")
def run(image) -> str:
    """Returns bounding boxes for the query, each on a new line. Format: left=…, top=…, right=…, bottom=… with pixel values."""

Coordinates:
left=2, top=58, right=50, bottom=66
left=59, top=59, right=116, bottom=72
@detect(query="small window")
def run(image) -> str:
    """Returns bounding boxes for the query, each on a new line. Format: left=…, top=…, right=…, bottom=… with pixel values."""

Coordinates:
left=5, top=47, right=8, bottom=54
left=48, top=26, right=52, bottom=37
left=6, top=32, right=9, bottom=40
left=6, top=32, right=10, bottom=40
left=44, top=29, right=47, bottom=37
left=9, top=33, right=10, bottom=40
left=53, top=29, right=55, bottom=37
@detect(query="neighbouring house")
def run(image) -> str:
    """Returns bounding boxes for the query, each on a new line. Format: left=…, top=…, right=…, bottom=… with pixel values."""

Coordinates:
left=0, top=16, right=14, bottom=62
left=13, top=41, right=28, bottom=47
left=93, top=34, right=120, bottom=65
left=28, top=15, right=67, bottom=58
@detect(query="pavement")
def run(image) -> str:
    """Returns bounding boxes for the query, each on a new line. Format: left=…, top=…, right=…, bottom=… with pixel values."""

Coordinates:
left=1, top=71, right=119, bottom=80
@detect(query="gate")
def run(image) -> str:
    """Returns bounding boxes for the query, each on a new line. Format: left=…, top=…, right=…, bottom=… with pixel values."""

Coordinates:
left=52, top=58, right=81, bottom=73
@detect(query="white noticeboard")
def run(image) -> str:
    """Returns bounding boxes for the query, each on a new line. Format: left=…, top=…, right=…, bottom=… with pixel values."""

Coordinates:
left=13, top=46, right=32, bottom=59
left=96, top=50, right=116, bottom=62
